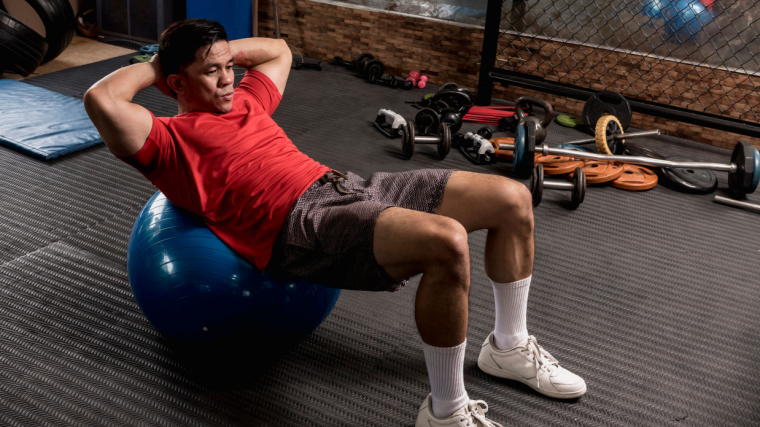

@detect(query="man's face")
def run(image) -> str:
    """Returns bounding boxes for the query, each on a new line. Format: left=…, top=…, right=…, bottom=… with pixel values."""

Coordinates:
left=178, top=40, right=235, bottom=113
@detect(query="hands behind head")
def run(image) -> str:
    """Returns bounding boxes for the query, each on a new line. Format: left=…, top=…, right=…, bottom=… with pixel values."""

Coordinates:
left=149, top=55, right=176, bottom=99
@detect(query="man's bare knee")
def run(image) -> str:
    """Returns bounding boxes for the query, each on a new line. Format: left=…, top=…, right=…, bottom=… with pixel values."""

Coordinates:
left=495, top=178, right=534, bottom=229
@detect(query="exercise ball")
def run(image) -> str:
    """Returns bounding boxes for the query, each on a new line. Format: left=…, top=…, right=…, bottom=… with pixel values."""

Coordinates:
left=127, top=191, right=341, bottom=344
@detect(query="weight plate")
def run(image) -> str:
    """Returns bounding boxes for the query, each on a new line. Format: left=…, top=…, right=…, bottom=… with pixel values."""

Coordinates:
left=415, top=108, right=440, bottom=136
left=556, top=114, right=584, bottom=128
left=571, top=167, right=586, bottom=209
left=582, top=91, right=632, bottom=134
left=365, top=59, right=385, bottom=81
left=401, top=122, right=415, bottom=160
left=438, top=123, right=451, bottom=159
left=513, top=125, right=526, bottom=174
left=570, top=161, right=624, bottom=184
left=489, top=137, right=514, bottom=160
left=530, top=164, right=544, bottom=207
left=751, top=147, right=760, bottom=193
left=728, top=142, right=754, bottom=198
left=517, top=124, right=537, bottom=179
left=534, top=154, right=585, bottom=175
left=354, top=53, right=374, bottom=72
left=661, top=155, right=718, bottom=194
left=435, top=91, right=472, bottom=114
left=610, top=164, right=658, bottom=191
left=624, top=142, right=665, bottom=159
left=595, top=115, right=626, bottom=155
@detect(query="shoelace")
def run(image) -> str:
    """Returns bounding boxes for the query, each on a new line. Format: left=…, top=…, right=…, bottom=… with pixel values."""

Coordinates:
left=523, top=335, right=560, bottom=389
left=464, top=400, right=503, bottom=427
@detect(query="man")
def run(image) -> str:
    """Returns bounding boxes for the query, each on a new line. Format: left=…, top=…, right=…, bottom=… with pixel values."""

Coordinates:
left=84, top=18, right=586, bottom=427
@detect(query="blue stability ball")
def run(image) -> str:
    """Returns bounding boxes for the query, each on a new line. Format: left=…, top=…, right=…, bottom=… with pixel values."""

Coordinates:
left=127, top=191, right=341, bottom=343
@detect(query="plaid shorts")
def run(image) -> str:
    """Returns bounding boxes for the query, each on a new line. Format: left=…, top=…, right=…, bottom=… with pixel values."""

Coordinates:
left=266, top=169, right=453, bottom=292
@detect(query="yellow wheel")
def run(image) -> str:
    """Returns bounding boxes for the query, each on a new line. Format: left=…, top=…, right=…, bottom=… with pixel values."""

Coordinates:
left=595, top=115, right=624, bottom=155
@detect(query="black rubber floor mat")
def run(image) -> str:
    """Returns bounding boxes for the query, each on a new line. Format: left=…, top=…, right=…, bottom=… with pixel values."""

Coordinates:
left=0, top=52, right=758, bottom=426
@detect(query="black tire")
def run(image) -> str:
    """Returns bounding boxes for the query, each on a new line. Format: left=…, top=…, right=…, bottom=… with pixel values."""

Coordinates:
left=15, top=0, right=76, bottom=64
left=0, top=10, right=48, bottom=76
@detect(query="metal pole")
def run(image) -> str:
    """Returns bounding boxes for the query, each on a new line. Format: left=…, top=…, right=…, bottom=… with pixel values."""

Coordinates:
left=273, top=0, right=280, bottom=39
left=713, top=195, right=760, bottom=214
left=252, top=0, right=258, bottom=37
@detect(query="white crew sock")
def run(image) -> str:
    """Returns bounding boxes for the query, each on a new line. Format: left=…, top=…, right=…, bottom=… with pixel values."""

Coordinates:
left=421, top=340, right=469, bottom=419
left=491, top=275, right=531, bottom=350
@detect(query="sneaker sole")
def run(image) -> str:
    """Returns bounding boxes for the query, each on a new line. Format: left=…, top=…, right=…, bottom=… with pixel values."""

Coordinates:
left=477, top=358, right=587, bottom=399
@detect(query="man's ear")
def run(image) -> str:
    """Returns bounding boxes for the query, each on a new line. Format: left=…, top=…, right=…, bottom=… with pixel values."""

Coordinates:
left=167, top=74, right=185, bottom=96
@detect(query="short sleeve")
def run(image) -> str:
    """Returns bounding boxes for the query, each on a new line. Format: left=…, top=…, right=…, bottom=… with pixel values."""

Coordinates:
left=235, top=69, right=282, bottom=116
left=117, top=113, right=171, bottom=180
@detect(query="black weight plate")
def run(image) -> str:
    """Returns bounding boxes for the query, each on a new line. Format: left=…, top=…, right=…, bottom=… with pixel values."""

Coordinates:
left=582, top=91, right=632, bottom=134
left=624, top=142, right=666, bottom=159
left=571, top=167, right=585, bottom=209
left=401, top=122, right=415, bottom=160
left=660, top=155, right=718, bottom=194
left=434, top=91, right=472, bottom=113
left=530, top=164, right=544, bottom=207
left=512, top=123, right=536, bottom=179
left=415, top=108, right=439, bottom=136
left=354, top=53, right=374, bottom=72
left=728, top=141, right=756, bottom=198
left=365, top=59, right=384, bottom=82
left=437, top=123, right=451, bottom=159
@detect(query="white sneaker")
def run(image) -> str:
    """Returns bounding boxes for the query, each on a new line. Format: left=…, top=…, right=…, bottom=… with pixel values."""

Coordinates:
left=477, top=333, right=587, bottom=399
left=415, top=394, right=503, bottom=427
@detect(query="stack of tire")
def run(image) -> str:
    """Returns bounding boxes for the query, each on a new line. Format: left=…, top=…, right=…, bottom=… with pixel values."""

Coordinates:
left=0, top=0, right=76, bottom=76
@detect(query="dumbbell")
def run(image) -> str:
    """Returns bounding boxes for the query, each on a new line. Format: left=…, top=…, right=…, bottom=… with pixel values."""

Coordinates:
left=406, top=71, right=428, bottom=88
left=503, top=123, right=760, bottom=198
left=400, top=121, right=452, bottom=160
left=332, top=54, right=384, bottom=82
left=530, top=164, right=586, bottom=209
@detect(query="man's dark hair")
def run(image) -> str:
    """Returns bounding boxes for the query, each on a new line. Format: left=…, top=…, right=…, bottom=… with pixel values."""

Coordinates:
left=158, top=18, right=228, bottom=78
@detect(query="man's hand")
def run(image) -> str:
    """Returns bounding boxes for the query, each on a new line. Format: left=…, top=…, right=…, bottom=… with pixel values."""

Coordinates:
left=149, top=55, right=176, bottom=99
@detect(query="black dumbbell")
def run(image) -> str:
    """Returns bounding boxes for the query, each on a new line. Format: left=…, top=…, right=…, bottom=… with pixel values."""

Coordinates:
left=400, top=122, right=452, bottom=160
left=530, top=164, right=586, bottom=209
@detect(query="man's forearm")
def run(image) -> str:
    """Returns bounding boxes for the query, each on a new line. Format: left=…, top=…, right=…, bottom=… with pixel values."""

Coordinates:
left=229, top=37, right=291, bottom=69
left=86, top=60, right=162, bottom=104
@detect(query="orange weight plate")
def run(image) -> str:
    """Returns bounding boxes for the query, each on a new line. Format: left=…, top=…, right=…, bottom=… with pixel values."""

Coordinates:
left=610, top=164, right=658, bottom=191
left=534, top=154, right=585, bottom=175
left=489, top=137, right=514, bottom=160
left=569, top=161, right=624, bottom=184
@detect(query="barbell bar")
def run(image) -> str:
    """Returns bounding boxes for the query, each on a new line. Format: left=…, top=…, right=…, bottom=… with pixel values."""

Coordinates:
left=504, top=124, right=760, bottom=198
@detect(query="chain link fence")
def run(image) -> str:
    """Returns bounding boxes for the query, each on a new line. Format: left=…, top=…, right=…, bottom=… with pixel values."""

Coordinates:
left=478, top=0, right=760, bottom=137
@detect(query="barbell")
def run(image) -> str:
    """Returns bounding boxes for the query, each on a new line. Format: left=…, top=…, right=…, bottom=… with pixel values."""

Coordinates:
left=504, top=124, right=760, bottom=198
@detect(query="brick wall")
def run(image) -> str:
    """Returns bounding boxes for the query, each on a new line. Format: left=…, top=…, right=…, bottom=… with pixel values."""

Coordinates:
left=255, top=0, right=760, bottom=151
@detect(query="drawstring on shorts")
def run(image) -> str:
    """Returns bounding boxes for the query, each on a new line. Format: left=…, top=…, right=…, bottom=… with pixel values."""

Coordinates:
left=318, top=170, right=362, bottom=195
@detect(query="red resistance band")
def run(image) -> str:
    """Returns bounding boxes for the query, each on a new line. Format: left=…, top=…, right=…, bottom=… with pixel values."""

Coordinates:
left=462, top=105, right=517, bottom=125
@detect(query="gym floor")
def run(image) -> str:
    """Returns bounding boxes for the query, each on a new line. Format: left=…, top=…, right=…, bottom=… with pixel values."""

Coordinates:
left=1, top=32, right=759, bottom=426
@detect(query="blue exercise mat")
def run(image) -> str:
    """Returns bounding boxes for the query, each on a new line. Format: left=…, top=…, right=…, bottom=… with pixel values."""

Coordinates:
left=0, top=79, right=102, bottom=160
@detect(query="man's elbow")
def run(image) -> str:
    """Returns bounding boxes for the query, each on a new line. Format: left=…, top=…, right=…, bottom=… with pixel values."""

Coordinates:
left=83, top=86, right=101, bottom=117
left=275, top=38, right=291, bottom=61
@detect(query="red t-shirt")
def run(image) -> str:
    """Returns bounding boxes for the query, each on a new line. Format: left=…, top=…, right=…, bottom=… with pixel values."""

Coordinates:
left=121, top=69, right=329, bottom=270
